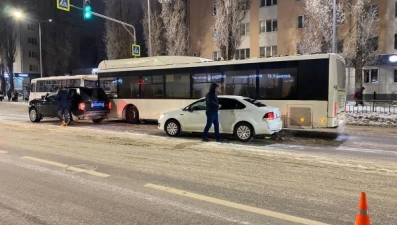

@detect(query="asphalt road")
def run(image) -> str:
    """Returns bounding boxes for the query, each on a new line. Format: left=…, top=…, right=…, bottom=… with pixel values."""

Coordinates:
left=1, top=102, right=397, bottom=225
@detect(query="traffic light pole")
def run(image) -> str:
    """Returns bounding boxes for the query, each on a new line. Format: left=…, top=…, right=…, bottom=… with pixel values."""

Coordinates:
left=70, top=4, right=136, bottom=44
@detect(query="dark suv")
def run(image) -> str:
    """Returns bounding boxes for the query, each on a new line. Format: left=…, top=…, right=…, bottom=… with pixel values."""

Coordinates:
left=28, top=87, right=111, bottom=124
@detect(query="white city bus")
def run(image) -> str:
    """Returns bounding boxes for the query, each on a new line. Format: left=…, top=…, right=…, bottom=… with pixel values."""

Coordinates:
left=97, top=54, right=346, bottom=128
left=29, top=75, right=98, bottom=100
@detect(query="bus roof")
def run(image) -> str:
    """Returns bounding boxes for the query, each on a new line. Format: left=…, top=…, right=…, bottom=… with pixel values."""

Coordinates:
left=31, top=74, right=97, bottom=81
left=98, top=53, right=344, bottom=73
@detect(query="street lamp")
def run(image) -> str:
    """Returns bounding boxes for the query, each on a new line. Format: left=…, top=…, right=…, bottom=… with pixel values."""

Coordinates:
left=12, top=10, right=52, bottom=78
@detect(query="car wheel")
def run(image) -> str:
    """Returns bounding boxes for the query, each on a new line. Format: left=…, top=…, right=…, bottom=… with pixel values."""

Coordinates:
left=29, top=108, right=40, bottom=122
left=234, top=122, right=254, bottom=142
left=92, top=118, right=104, bottom=123
left=165, top=119, right=181, bottom=137
left=64, top=110, right=72, bottom=125
left=126, top=105, right=139, bottom=124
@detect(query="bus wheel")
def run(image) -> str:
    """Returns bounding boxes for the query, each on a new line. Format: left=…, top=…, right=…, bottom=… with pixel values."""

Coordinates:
left=29, top=107, right=40, bottom=122
left=234, top=122, right=254, bottom=142
left=126, top=105, right=139, bottom=124
left=165, top=119, right=181, bottom=137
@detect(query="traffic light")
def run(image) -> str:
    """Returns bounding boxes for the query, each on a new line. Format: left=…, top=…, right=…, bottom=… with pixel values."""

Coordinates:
left=83, top=0, right=92, bottom=20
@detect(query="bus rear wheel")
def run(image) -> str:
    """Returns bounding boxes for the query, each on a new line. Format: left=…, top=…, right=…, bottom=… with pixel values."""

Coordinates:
left=126, top=105, right=139, bottom=124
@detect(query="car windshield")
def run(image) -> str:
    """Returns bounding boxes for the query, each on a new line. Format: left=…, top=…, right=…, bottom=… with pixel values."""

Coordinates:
left=80, top=88, right=108, bottom=101
left=243, top=98, right=267, bottom=107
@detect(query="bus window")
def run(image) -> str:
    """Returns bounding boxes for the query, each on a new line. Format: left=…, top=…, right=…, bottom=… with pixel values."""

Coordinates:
left=140, top=75, right=164, bottom=98
left=166, top=73, right=190, bottom=98
left=258, top=67, right=297, bottom=99
left=100, top=77, right=119, bottom=98
left=192, top=72, right=222, bottom=98
left=223, top=69, right=256, bottom=98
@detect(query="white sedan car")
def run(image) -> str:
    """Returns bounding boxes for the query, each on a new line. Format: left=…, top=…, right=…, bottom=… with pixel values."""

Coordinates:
left=158, top=95, right=282, bottom=142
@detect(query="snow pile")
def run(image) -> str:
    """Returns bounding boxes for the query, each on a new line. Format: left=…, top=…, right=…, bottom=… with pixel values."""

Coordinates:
left=346, top=112, right=397, bottom=126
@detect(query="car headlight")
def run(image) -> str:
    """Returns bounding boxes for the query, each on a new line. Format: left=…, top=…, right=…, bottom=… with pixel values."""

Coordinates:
left=159, top=114, right=165, bottom=120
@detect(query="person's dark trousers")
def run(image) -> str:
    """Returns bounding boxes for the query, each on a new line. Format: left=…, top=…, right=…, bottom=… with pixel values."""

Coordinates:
left=202, top=111, right=221, bottom=141
left=57, top=108, right=66, bottom=121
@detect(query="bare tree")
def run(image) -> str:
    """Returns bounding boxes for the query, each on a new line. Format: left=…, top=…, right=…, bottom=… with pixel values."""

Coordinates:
left=344, top=0, right=379, bottom=88
left=158, top=0, right=189, bottom=56
left=104, top=0, right=141, bottom=59
left=141, top=0, right=165, bottom=56
left=212, top=0, right=251, bottom=60
left=299, top=0, right=345, bottom=54
left=0, top=18, right=17, bottom=93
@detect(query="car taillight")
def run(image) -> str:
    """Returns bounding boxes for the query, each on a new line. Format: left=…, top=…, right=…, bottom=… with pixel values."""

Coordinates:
left=263, top=112, right=275, bottom=121
left=108, top=102, right=112, bottom=110
left=78, top=102, right=86, bottom=111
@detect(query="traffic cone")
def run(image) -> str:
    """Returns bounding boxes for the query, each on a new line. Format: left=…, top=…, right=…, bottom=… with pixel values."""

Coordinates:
left=355, top=192, right=370, bottom=225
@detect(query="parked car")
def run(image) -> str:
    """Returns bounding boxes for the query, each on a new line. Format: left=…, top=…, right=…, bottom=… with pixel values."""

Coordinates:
left=0, top=90, right=4, bottom=101
left=28, top=87, right=111, bottom=124
left=158, top=95, right=283, bottom=142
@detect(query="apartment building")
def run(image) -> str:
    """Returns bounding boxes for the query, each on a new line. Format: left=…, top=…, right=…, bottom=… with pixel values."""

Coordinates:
left=4, top=20, right=41, bottom=94
left=188, top=0, right=397, bottom=99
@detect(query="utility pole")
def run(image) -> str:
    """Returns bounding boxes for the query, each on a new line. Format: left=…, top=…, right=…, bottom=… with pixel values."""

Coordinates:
left=148, top=0, right=152, bottom=57
left=332, top=0, right=336, bottom=53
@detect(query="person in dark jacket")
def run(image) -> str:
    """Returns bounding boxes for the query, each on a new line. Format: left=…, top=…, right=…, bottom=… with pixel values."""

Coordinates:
left=354, top=86, right=365, bottom=106
left=7, top=88, right=12, bottom=101
left=202, top=82, right=222, bottom=142
left=56, top=86, right=70, bottom=126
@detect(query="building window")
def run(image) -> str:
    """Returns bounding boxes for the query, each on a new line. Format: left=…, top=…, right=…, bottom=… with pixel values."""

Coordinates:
left=213, top=4, right=217, bottom=16
left=363, top=69, right=378, bottom=84
left=261, top=0, right=277, bottom=7
left=260, top=20, right=277, bottom=33
left=240, top=23, right=250, bottom=36
left=260, top=46, right=277, bottom=58
left=297, top=15, right=305, bottom=28
left=394, top=34, right=397, bottom=49
left=213, top=51, right=221, bottom=61
left=394, top=70, right=397, bottom=82
left=235, top=49, right=250, bottom=60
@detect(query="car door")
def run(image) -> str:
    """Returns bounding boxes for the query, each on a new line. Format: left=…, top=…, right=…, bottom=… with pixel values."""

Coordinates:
left=39, top=94, right=55, bottom=116
left=180, top=99, right=207, bottom=132
left=218, top=98, right=244, bottom=133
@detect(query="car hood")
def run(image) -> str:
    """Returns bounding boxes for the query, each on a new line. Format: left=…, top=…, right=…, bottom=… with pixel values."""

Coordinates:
left=161, top=108, right=184, bottom=117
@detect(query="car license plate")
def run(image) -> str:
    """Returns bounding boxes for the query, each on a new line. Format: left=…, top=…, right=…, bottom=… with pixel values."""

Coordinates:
left=91, top=102, right=104, bottom=108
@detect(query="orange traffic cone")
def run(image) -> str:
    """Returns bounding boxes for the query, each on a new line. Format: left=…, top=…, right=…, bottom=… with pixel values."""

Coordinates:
left=355, top=192, right=370, bottom=225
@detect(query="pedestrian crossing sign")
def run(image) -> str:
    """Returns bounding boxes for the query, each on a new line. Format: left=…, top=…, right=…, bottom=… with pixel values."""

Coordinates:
left=57, top=0, right=70, bottom=12
left=132, top=44, right=140, bottom=57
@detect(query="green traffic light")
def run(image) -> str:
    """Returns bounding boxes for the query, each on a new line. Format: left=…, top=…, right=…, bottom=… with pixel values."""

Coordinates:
left=84, top=12, right=92, bottom=19
left=84, top=5, right=91, bottom=12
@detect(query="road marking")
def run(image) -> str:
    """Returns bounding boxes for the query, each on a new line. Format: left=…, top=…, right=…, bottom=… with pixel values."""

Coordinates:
left=0, top=150, right=8, bottom=154
left=22, top=156, right=110, bottom=177
left=145, top=183, right=330, bottom=225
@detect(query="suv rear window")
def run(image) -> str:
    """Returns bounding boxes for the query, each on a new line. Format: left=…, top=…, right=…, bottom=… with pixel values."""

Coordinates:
left=243, top=98, right=267, bottom=107
left=80, top=88, right=108, bottom=101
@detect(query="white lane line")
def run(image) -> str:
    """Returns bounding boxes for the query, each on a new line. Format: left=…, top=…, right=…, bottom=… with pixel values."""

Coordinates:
left=145, top=183, right=330, bottom=225
left=22, top=156, right=68, bottom=168
left=0, top=150, right=8, bottom=154
left=22, top=156, right=110, bottom=177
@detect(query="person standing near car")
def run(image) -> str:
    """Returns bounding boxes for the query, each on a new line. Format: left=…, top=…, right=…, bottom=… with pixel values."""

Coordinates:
left=202, top=82, right=222, bottom=142
left=56, top=86, right=70, bottom=126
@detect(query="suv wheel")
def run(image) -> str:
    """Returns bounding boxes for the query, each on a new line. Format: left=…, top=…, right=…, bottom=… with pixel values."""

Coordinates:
left=63, top=110, right=72, bottom=125
left=234, top=122, right=254, bottom=142
left=92, top=118, right=104, bottom=123
left=29, top=108, right=40, bottom=122
left=126, top=105, right=139, bottom=124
